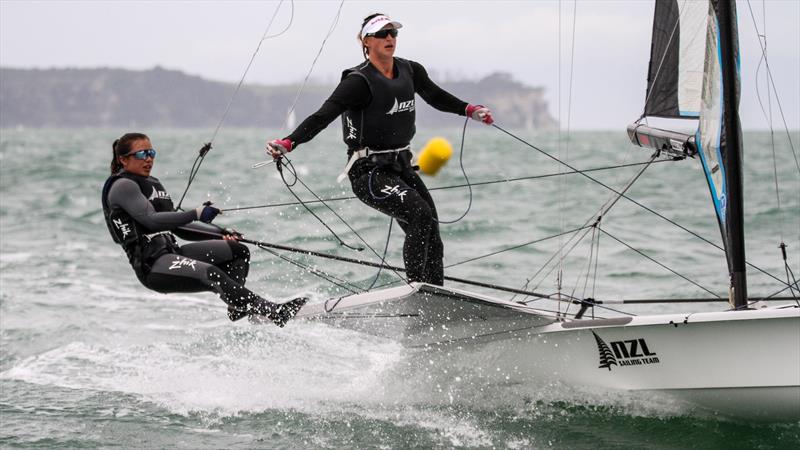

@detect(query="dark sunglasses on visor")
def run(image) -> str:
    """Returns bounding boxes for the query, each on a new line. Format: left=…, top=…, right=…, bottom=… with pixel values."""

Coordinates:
left=368, top=28, right=398, bottom=39
left=125, top=149, right=157, bottom=160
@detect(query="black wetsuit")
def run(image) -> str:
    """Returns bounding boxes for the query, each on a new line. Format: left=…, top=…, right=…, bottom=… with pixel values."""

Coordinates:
left=286, top=58, right=468, bottom=285
left=101, top=171, right=299, bottom=323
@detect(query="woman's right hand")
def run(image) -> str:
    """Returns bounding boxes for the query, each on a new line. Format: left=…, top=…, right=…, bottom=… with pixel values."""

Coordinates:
left=196, top=202, right=221, bottom=223
left=266, top=138, right=293, bottom=159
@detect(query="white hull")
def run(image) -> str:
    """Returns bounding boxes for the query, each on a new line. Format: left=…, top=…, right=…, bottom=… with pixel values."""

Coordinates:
left=271, top=283, right=800, bottom=421
left=501, top=307, right=800, bottom=421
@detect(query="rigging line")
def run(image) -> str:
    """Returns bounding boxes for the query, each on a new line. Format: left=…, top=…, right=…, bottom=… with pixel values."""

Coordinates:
left=561, top=296, right=797, bottom=304
left=281, top=0, right=345, bottom=131
left=527, top=226, right=595, bottom=299
left=599, top=228, right=721, bottom=298
left=783, top=251, right=800, bottom=299
left=511, top=225, right=594, bottom=303
left=745, top=0, right=800, bottom=173
left=276, top=157, right=363, bottom=252
left=491, top=123, right=793, bottom=289
left=560, top=1, right=579, bottom=298
left=562, top=0, right=578, bottom=183
left=751, top=281, right=799, bottom=306
left=524, top=152, right=654, bottom=298
left=563, top=226, right=597, bottom=318
left=437, top=117, right=474, bottom=223
left=591, top=227, right=601, bottom=300
left=243, top=237, right=553, bottom=299
left=749, top=0, right=785, bottom=244
left=220, top=160, right=670, bottom=212
left=212, top=0, right=294, bottom=143
left=578, top=227, right=598, bottom=302
left=276, top=156, right=410, bottom=283
left=175, top=0, right=295, bottom=210
left=359, top=277, right=602, bottom=315
left=556, top=1, right=566, bottom=314
left=515, top=289, right=637, bottom=317
left=175, top=153, right=205, bottom=210
left=365, top=217, right=393, bottom=291
left=444, top=226, right=590, bottom=269
left=253, top=242, right=361, bottom=294
left=566, top=0, right=578, bottom=146
left=519, top=152, right=658, bottom=299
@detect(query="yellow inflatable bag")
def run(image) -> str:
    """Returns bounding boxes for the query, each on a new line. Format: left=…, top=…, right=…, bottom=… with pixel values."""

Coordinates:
left=417, top=137, right=453, bottom=176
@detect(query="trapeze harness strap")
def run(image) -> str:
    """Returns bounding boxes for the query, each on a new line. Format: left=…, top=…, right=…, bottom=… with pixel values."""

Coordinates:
left=101, top=172, right=179, bottom=276
left=337, top=145, right=412, bottom=183
left=338, top=58, right=416, bottom=182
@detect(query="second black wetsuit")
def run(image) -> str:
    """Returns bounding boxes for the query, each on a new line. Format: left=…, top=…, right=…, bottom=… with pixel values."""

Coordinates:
left=285, top=58, right=468, bottom=285
left=101, top=171, right=302, bottom=323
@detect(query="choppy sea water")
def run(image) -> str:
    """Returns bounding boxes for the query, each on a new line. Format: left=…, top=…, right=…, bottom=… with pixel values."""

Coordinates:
left=1, top=127, right=799, bottom=448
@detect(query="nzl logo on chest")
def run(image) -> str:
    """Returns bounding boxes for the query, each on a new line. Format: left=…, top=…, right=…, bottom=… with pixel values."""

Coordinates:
left=386, top=97, right=415, bottom=115
left=592, top=331, right=660, bottom=370
left=148, top=188, right=171, bottom=201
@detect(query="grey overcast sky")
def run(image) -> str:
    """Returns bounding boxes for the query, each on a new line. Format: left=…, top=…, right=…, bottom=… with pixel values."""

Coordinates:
left=1, top=0, right=798, bottom=129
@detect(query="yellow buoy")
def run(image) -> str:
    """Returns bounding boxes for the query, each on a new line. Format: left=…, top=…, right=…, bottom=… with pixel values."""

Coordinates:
left=416, top=137, right=453, bottom=176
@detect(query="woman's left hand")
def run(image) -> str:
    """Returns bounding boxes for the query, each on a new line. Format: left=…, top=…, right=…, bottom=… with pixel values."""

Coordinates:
left=222, top=228, right=243, bottom=241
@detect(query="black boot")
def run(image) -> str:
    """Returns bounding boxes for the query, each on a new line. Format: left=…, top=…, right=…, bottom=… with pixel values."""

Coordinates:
left=227, top=305, right=250, bottom=322
left=250, top=297, right=308, bottom=327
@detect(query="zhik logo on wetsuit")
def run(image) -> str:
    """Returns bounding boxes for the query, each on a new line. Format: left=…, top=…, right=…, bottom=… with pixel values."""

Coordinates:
left=386, top=98, right=415, bottom=115
left=592, top=331, right=660, bottom=371
left=345, top=116, right=358, bottom=141
left=112, top=218, right=132, bottom=238
left=381, top=184, right=407, bottom=202
left=148, top=188, right=171, bottom=201
left=169, top=257, right=197, bottom=271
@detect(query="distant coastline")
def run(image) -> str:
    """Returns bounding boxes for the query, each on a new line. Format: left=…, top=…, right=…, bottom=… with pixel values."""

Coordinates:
left=0, top=66, right=557, bottom=130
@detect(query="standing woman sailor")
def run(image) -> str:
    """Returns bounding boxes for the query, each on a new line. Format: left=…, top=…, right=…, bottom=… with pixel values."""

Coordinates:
left=266, top=13, right=493, bottom=285
left=102, top=133, right=305, bottom=325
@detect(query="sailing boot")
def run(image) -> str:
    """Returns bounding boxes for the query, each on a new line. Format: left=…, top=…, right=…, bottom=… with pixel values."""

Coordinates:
left=274, top=297, right=308, bottom=326
left=249, top=297, right=308, bottom=327
left=227, top=305, right=250, bottom=322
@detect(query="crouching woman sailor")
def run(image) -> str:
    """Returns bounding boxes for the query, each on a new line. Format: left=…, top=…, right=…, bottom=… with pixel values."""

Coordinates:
left=102, top=132, right=305, bottom=326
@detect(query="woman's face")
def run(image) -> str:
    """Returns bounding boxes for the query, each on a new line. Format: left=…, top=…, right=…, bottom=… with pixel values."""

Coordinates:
left=364, top=25, right=397, bottom=61
left=119, top=138, right=155, bottom=177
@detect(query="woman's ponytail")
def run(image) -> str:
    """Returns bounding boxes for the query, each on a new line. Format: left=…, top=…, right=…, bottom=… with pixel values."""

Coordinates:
left=110, top=139, right=123, bottom=174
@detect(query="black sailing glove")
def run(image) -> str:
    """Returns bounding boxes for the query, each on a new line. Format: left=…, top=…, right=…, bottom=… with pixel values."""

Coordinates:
left=196, top=201, right=221, bottom=223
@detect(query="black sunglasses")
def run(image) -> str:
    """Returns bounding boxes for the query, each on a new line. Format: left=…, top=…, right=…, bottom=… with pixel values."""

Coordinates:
left=124, top=149, right=157, bottom=160
left=368, top=28, right=398, bottom=39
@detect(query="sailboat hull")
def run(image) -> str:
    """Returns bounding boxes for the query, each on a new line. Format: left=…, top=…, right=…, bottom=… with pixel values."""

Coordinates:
left=507, top=308, right=800, bottom=421
left=276, top=283, right=800, bottom=421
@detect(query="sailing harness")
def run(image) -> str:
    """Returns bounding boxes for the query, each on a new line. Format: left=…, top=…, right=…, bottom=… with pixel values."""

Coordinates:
left=102, top=172, right=180, bottom=280
left=337, top=144, right=412, bottom=184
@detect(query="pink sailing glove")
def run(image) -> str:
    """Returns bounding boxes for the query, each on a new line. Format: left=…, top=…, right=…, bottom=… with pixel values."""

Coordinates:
left=466, top=104, right=494, bottom=125
left=266, top=138, right=293, bottom=159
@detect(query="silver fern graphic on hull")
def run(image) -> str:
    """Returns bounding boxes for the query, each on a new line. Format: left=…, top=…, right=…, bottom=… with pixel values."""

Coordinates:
left=592, top=331, right=618, bottom=370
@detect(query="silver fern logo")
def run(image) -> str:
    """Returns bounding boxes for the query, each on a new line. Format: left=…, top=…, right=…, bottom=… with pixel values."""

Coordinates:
left=592, top=331, right=617, bottom=370
left=592, top=331, right=660, bottom=371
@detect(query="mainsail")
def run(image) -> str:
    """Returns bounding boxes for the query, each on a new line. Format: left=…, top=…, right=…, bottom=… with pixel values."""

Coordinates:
left=629, top=0, right=747, bottom=306
left=643, top=0, right=708, bottom=118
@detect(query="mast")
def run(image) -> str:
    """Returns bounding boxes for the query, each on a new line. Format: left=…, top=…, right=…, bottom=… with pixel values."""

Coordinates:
left=716, top=0, right=748, bottom=308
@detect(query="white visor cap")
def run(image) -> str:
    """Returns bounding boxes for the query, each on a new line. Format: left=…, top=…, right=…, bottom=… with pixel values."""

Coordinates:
left=361, top=15, right=403, bottom=37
